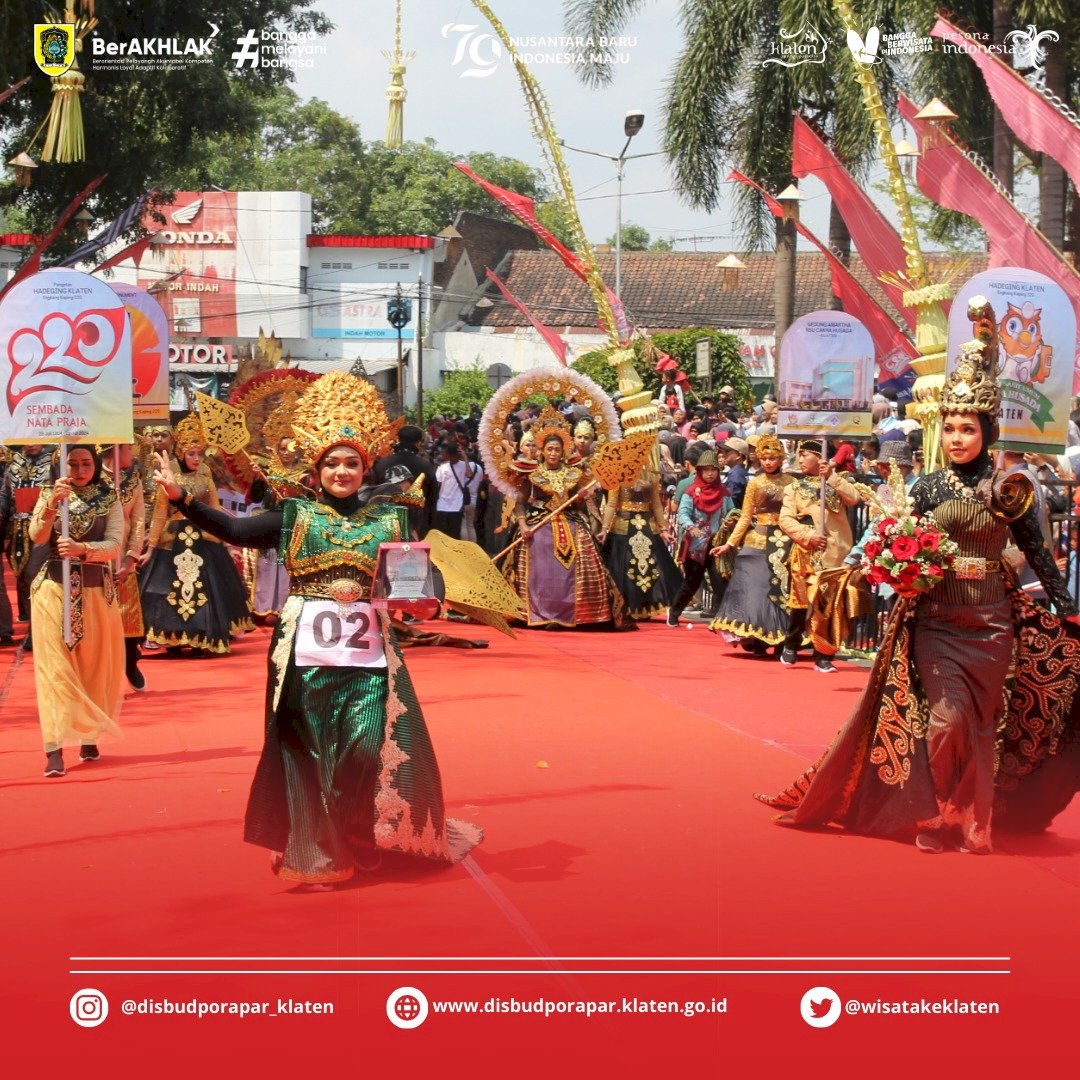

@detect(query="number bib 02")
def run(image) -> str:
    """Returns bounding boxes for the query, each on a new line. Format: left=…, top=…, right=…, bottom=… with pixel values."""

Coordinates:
left=294, top=601, right=386, bottom=669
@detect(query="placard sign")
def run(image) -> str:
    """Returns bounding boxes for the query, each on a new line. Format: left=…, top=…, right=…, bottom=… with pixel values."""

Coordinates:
left=946, top=268, right=1077, bottom=453
left=110, top=282, right=169, bottom=422
left=0, top=268, right=133, bottom=444
left=776, top=312, right=875, bottom=439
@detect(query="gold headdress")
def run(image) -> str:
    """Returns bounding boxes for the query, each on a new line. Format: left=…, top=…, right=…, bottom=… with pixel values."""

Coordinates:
left=530, top=404, right=574, bottom=454
left=173, top=413, right=207, bottom=457
left=755, top=434, right=785, bottom=459
left=262, top=393, right=301, bottom=460
left=573, top=417, right=596, bottom=438
left=290, top=371, right=403, bottom=468
left=519, top=429, right=536, bottom=447
left=940, top=296, right=1001, bottom=421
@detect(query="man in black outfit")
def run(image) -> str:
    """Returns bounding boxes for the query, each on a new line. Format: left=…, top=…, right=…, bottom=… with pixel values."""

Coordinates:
left=370, top=425, right=437, bottom=537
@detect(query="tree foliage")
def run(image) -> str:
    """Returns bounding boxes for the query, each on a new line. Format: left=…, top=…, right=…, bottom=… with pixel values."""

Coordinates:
left=423, top=367, right=495, bottom=418
left=605, top=222, right=673, bottom=251
left=165, top=82, right=556, bottom=235
left=573, top=327, right=748, bottom=406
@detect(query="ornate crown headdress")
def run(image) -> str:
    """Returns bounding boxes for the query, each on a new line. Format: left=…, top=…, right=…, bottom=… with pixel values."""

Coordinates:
left=573, top=417, right=596, bottom=438
left=290, top=371, right=402, bottom=468
left=173, top=413, right=207, bottom=456
left=940, top=296, right=1001, bottom=420
left=262, top=392, right=302, bottom=459
left=755, top=434, right=785, bottom=458
left=530, top=404, right=574, bottom=454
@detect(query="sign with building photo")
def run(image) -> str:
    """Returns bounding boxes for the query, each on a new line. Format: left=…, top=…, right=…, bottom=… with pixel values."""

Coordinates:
left=312, top=283, right=417, bottom=340
left=776, top=312, right=874, bottom=440
left=110, top=282, right=170, bottom=422
left=947, top=268, right=1076, bottom=453
left=0, top=268, right=133, bottom=444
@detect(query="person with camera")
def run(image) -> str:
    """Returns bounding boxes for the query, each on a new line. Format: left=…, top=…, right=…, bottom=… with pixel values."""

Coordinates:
left=433, top=441, right=481, bottom=540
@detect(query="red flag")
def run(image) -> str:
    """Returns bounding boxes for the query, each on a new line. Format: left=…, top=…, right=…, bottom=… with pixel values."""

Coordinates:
left=92, top=235, right=152, bottom=274
left=455, top=162, right=633, bottom=341
left=931, top=16, right=1080, bottom=191
left=3, top=175, right=107, bottom=295
left=792, top=116, right=916, bottom=327
left=728, top=170, right=918, bottom=380
left=898, top=93, right=1080, bottom=324
left=484, top=269, right=567, bottom=365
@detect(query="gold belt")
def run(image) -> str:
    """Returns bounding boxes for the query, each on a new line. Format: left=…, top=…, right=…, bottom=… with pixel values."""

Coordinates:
left=292, top=577, right=371, bottom=602
left=754, top=513, right=780, bottom=525
left=948, top=557, right=1001, bottom=581
left=621, top=501, right=651, bottom=512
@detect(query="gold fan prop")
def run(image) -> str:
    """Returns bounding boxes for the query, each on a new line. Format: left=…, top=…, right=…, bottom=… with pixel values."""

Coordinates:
left=424, top=530, right=526, bottom=636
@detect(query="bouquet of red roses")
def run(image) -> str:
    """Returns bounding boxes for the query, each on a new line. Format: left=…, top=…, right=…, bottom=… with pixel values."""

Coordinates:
left=855, top=469, right=959, bottom=598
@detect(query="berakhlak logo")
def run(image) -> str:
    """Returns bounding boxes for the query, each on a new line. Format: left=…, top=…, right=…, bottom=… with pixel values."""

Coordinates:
left=1004, top=25, right=1059, bottom=70
left=34, top=23, right=75, bottom=76
left=762, top=24, right=827, bottom=68
left=69, top=988, right=109, bottom=1028
left=442, top=23, right=502, bottom=78
left=232, top=28, right=260, bottom=68
left=800, top=985, right=841, bottom=1029
left=846, top=25, right=881, bottom=66
left=386, top=986, right=429, bottom=1029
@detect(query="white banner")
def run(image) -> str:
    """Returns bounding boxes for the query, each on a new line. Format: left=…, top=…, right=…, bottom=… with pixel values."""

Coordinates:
left=110, top=281, right=170, bottom=422
left=0, top=268, right=133, bottom=444
left=776, top=312, right=875, bottom=439
left=947, top=269, right=1077, bottom=453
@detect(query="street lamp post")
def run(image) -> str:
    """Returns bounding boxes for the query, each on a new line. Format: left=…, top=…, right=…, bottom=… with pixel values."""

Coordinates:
left=560, top=110, right=661, bottom=301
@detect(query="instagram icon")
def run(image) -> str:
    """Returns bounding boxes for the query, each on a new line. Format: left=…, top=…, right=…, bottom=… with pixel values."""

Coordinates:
left=69, top=989, right=109, bottom=1028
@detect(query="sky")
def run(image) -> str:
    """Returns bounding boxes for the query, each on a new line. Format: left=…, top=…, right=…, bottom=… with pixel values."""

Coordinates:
left=291, top=0, right=835, bottom=250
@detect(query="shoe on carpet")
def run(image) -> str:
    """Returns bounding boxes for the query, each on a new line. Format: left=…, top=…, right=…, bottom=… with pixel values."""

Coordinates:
left=665, top=609, right=680, bottom=627
left=814, top=660, right=838, bottom=674
left=79, top=744, right=100, bottom=762
left=915, top=830, right=945, bottom=854
left=44, top=751, right=65, bottom=778
left=779, top=648, right=797, bottom=666
left=127, top=665, right=146, bottom=691
left=0, top=634, right=15, bottom=646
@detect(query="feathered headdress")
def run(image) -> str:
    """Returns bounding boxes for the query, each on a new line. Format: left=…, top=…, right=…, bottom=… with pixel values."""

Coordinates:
left=940, top=296, right=1002, bottom=422
left=290, top=371, right=402, bottom=468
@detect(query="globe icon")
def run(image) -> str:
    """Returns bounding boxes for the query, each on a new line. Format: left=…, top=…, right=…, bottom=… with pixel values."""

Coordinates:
left=394, top=995, right=421, bottom=1022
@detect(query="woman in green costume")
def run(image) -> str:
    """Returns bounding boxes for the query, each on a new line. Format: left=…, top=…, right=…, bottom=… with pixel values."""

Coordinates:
left=152, top=372, right=481, bottom=890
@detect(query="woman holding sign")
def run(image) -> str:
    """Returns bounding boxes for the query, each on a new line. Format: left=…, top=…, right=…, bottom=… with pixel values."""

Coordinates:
left=29, top=446, right=124, bottom=778
left=152, top=372, right=481, bottom=889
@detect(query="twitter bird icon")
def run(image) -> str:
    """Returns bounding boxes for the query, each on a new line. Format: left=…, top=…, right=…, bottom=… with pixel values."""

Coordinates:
left=800, top=986, right=842, bottom=1028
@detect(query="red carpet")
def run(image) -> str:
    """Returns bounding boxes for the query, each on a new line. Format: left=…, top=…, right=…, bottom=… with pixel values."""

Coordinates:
left=2, top=602, right=1078, bottom=1073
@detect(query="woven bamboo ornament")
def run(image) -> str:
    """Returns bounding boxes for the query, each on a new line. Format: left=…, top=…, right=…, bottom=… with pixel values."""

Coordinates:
left=40, top=1, right=98, bottom=164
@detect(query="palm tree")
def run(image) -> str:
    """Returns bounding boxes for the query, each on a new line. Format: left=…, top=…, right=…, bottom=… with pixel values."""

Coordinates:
left=564, top=1, right=908, bottom=339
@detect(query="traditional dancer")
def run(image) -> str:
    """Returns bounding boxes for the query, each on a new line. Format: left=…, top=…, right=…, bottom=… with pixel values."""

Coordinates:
left=0, top=444, right=53, bottom=635
left=151, top=372, right=482, bottom=887
left=667, top=451, right=732, bottom=625
left=598, top=466, right=682, bottom=619
left=501, top=407, right=632, bottom=629
left=140, top=414, right=253, bottom=653
left=777, top=442, right=862, bottom=672
left=29, top=447, right=124, bottom=777
left=758, top=300, right=1080, bottom=852
left=709, top=434, right=795, bottom=653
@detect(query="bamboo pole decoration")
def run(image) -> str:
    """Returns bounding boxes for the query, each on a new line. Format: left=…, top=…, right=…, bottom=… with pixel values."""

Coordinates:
left=381, top=0, right=414, bottom=148
left=832, top=0, right=952, bottom=471
left=59, top=443, right=74, bottom=647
